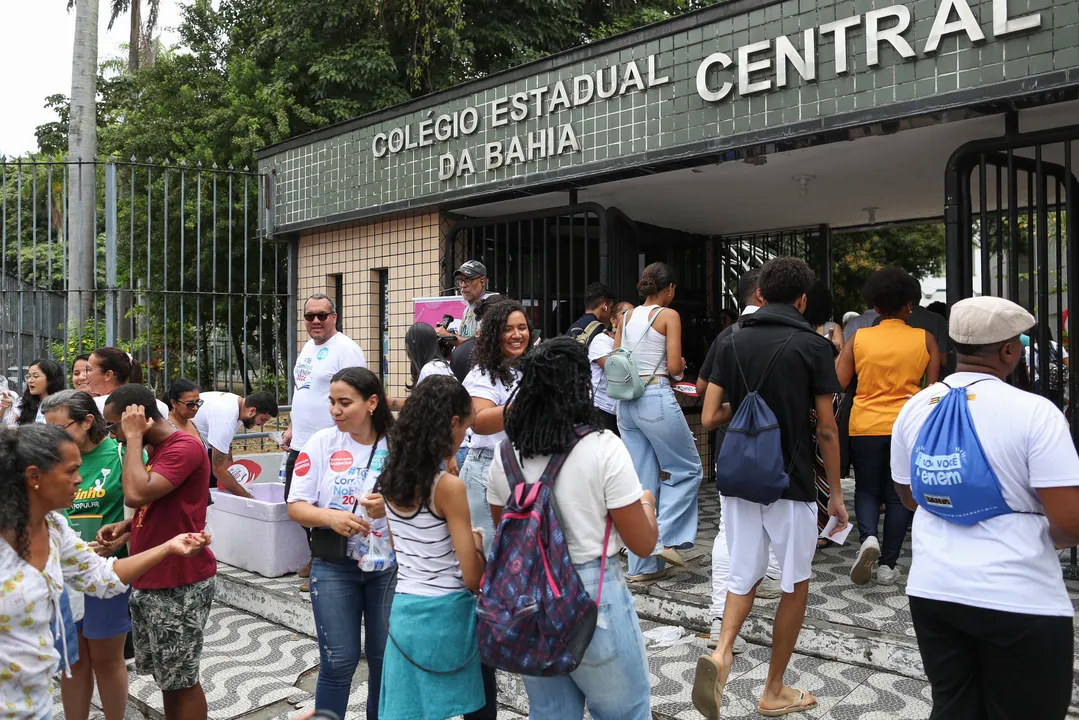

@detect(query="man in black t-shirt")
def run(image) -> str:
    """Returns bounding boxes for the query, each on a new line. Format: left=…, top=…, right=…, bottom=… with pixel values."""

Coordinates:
left=694, top=257, right=848, bottom=718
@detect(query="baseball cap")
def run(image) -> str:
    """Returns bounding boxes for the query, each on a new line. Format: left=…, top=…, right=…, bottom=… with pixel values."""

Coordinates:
left=842, top=311, right=860, bottom=324
left=949, top=296, right=1034, bottom=345
left=454, top=260, right=487, bottom=280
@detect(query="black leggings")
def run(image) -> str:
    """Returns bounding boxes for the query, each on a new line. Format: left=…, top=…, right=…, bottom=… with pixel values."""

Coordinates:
left=463, top=663, right=498, bottom=720
left=910, top=596, right=1073, bottom=720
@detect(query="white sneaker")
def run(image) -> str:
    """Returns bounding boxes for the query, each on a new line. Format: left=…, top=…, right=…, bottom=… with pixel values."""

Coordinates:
left=756, top=577, right=783, bottom=599
left=851, top=536, right=881, bottom=586
left=876, top=565, right=901, bottom=586
left=706, top=617, right=747, bottom=654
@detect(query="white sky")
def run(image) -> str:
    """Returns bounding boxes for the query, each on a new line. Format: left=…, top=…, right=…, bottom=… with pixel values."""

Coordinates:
left=0, top=0, right=186, bottom=157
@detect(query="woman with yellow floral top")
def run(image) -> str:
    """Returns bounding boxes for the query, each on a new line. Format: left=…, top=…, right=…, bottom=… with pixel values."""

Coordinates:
left=0, top=424, right=211, bottom=720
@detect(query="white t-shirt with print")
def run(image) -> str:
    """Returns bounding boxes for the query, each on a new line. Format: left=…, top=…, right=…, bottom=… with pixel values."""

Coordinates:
left=587, top=332, right=616, bottom=414
left=291, top=333, right=368, bottom=451
left=287, top=428, right=389, bottom=556
left=191, top=391, right=241, bottom=454
left=487, top=431, right=643, bottom=564
left=891, top=372, right=1079, bottom=617
left=95, top=394, right=170, bottom=419
left=463, top=366, right=520, bottom=450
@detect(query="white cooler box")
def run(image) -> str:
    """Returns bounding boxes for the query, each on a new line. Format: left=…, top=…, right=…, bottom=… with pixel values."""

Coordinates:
left=207, top=482, right=310, bottom=577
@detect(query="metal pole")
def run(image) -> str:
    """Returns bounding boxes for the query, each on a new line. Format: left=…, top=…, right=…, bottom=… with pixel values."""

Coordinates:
left=105, top=162, right=117, bottom=347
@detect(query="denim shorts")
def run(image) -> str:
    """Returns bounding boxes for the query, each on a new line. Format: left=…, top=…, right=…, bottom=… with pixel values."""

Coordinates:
left=53, top=586, right=80, bottom=666
left=82, top=588, right=133, bottom=640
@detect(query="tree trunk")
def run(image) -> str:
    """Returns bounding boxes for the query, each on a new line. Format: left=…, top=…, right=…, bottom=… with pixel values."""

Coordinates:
left=128, top=0, right=140, bottom=73
left=67, top=0, right=99, bottom=336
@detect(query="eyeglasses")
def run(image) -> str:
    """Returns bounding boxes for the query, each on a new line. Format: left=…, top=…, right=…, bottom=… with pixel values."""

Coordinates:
left=105, top=420, right=121, bottom=435
left=182, top=400, right=204, bottom=410
left=51, top=420, right=77, bottom=430
left=304, top=312, right=333, bottom=322
left=455, top=277, right=482, bottom=288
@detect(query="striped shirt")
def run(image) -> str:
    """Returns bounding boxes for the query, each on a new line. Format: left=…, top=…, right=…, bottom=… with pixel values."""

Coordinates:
left=386, top=474, right=466, bottom=597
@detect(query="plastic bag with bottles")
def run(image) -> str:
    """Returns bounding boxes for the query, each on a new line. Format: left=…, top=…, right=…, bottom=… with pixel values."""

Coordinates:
left=352, top=493, right=396, bottom=573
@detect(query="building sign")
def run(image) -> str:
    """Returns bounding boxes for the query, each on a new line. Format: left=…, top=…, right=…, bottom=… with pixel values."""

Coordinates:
left=263, top=0, right=1075, bottom=230
left=370, top=0, right=1042, bottom=183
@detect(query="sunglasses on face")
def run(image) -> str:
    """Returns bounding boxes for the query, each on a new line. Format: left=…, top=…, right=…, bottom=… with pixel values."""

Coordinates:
left=105, top=420, right=121, bottom=435
left=182, top=400, right=204, bottom=410
left=304, top=312, right=333, bottom=322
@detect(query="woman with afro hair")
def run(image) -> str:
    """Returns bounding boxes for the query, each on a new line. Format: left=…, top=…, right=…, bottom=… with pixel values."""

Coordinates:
left=487, top=337, right=659, bottom=718
left=836, top=266, right=940, bottom=587
left=458, top=298, right=531, bottom=556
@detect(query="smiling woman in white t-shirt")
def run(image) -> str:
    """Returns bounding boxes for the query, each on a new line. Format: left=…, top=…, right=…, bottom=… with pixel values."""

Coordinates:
left=487, top=336, right=659, bottom=719
left=286, top=367, right=395, bottom=720
left=458, top=299, right=530, bottom=555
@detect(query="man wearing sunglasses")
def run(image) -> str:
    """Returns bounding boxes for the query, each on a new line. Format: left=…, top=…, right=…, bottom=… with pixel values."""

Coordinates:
left=436, top=260, right=490, bottom=346
left=193, top=390, right=279, bottom=499
left=281, top=294, right=367, bottom=587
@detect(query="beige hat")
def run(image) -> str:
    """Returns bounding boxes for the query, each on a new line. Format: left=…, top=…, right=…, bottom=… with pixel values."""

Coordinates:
left=949, top=296, right=1034, bottom=345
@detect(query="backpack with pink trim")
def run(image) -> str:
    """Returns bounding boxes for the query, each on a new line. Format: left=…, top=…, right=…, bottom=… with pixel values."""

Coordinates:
left=477, top=425, right=612, bottom=676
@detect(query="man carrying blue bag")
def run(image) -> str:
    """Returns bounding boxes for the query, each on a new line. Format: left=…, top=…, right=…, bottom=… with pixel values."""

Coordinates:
left=891, top=296, right=1079, bottom=720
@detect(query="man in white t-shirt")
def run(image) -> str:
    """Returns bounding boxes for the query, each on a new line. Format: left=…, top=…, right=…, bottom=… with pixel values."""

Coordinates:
left=891, top=296, right=1079, bottom=720
left=281, top=293, right=367, bottom=585
left=567, top=282, right=619, bottom=433
left=194, top=390, right=279, bottom=498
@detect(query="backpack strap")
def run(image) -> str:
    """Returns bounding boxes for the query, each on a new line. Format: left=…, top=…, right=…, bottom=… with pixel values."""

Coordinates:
left=499, top=440, right=528, bottom=499
left=730, top=329, right=797, bottom=394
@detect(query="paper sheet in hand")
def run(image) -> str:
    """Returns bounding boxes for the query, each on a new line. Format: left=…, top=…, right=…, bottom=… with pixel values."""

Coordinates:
left=819, top=516, right=853, bottom=545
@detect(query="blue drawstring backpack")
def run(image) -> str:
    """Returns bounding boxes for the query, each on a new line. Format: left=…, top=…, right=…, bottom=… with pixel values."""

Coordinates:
left=715, top=332, right=798, bottom=505
left=910, top=379, right=1013, bottom=525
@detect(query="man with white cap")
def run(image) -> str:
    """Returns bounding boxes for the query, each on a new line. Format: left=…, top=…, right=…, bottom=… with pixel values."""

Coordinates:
left=890, top=296, right=1079, bottom=720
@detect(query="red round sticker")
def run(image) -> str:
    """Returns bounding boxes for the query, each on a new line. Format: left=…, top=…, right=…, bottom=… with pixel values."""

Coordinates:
left=329, top=450, right=354, bottom=473
left=293, top=453, right=311, bottom=477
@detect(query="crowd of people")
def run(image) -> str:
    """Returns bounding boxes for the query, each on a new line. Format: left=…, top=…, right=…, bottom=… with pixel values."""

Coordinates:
left=2, top=255, right=1077, bottom=720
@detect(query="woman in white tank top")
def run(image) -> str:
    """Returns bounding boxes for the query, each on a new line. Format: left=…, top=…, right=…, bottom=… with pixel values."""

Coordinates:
left=379, top=375, right=495, bottom=720
left=613, top=262, right=704, bottom=582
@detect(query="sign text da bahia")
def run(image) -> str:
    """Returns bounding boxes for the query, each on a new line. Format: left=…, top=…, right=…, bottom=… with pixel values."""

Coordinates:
left=369, top=0, right=1045, bottom=181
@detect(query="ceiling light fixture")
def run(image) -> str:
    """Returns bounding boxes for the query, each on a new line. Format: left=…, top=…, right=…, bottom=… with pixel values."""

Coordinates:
left=793, top=175, right=815, bottom=196
left=863, top=207, right=879, bottom=224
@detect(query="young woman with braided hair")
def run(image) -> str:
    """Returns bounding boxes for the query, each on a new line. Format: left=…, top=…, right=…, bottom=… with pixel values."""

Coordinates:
left=380, top=375, right=493, bottom=720
left=487, top=337, right=659, bottom=718
left=458, top=298, right=531, bottom=555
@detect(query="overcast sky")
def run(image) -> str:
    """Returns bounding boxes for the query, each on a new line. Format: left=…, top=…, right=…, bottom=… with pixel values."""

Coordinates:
left=0, top=0, right=186, bottom=157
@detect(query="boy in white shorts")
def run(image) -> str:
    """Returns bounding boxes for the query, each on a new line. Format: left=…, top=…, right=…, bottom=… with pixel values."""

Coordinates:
left=697, top=257, right=848, bottom=719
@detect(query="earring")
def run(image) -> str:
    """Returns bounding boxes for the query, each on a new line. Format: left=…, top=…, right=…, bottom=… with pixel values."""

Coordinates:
left=33, top=485, right=39, bottom=491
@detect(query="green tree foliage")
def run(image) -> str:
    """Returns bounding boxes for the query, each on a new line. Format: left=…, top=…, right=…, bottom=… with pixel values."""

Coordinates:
left=831, top=224, right=947, bottom=315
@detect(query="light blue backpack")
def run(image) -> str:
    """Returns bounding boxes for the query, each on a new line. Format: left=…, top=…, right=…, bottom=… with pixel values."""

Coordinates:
left=603, top=308, right=665, bottom=401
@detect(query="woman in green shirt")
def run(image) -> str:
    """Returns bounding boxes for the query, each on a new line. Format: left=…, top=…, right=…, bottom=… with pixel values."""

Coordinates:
left=42, top=389, right=131, bottom=720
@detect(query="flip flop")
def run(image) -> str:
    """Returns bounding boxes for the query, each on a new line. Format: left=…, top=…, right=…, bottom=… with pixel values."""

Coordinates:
left=692, top=655, right=729, bottom=720
left=758, top=690, right=817, bottom=717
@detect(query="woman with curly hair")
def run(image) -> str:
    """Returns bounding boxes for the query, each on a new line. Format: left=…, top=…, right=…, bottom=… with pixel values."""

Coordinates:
left=614, top=262, right=703, bottom=581
left=487, top=337, right=659, bottom=718
left=0, top=423, right=211, bottom=720
left=459, top=299, right=531, bottom=555
left=380, top=375, right=493, bottom=720
left=286, top=367, right=395, bottom=719
left=837, top=267, right=940, bottom=586
left=15, top=358, right=66, bottom=426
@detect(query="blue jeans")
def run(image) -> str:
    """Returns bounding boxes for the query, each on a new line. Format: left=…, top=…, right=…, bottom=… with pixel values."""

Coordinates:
left=522, top=559, right=651, bottom=719
left=618, top=380, right=703, bottom=575
left=309, top=559, right=395, bottom=719
left=851, top=435, right=913, bottom=568
left=460, top=447, right=496, bottom=556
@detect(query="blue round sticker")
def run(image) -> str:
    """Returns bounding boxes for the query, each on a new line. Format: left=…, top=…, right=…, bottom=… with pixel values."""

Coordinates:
left=317, top=348, right=329, bottom=360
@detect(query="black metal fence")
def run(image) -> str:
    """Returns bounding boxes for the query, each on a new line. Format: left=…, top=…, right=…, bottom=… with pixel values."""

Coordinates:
left=0, top=158, right=293, bottom=398
left=717, top=225, right=830, bottom=308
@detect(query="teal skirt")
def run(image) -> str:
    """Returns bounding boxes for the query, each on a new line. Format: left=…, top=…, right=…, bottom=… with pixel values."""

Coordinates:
left=378, top=590, right=484, bottom=720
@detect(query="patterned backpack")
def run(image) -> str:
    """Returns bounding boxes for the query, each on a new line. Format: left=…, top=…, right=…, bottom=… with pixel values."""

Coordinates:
left=477, top=426, right=612, bottom=676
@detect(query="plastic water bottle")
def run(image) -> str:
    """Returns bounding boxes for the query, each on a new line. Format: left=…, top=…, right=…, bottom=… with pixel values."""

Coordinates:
left=277, top=454, right=288, bottom=485
left=355, top=495, right=396, bottom=572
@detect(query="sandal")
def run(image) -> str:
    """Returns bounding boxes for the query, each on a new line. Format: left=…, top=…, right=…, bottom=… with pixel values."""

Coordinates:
left=758, top=689, right=817, bottom=717
left=692, top=655, right=729, bottom=720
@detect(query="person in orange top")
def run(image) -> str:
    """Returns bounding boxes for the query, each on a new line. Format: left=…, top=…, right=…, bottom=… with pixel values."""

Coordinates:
left=836, top=267, right=940, bottom=587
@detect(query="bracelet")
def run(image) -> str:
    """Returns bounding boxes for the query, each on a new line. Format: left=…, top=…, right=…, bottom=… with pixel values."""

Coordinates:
left=641, top=501, right=656, bottom=510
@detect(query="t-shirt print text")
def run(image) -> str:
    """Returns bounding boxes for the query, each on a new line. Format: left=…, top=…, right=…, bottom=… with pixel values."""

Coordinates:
left=295, top=357, right=314, bottom=390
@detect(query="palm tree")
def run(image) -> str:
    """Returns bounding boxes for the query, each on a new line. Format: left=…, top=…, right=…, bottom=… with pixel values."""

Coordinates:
left=66, top=0, right=99, bottom=331
left=108, top=0, right=161, bottom=72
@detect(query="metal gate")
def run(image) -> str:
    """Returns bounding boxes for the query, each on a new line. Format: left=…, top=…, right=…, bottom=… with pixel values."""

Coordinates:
left=716, top=225, right=831, bottom=309
left=445, top=204, right=610, bottom=340
left=0, top=158, right=293, bottom=398
left=944, top=122, right=1078, bottom=414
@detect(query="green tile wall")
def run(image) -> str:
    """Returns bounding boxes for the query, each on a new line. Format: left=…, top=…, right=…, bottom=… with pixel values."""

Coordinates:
left=263, top=0, right=1079, bottom=230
